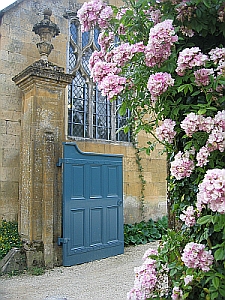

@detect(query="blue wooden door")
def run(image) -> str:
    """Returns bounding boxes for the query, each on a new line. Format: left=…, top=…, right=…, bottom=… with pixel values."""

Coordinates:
left=58, top=142, right=124, bottom=266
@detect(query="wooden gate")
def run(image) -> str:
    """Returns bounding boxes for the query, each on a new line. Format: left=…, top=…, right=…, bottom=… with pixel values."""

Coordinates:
left=57, top=142, right=124, bottom=266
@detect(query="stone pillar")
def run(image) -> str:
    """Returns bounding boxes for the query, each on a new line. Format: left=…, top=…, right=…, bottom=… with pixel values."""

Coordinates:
left=13, top=60, right=73, bottom=268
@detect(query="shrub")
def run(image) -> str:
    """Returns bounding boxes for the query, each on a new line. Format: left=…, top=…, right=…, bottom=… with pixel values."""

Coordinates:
left=124, top=216, right=168, bottom=246
left=0, top=220, right=22, bottom=260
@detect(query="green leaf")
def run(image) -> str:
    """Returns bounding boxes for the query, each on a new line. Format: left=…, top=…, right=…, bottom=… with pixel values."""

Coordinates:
left=119, top=103, right=127, bottom=116
left=212, top=277, right=220, bottom=290
left=191, top=90, right=201, bottom=97
left=197, top=215, right=213, bottom=225
left=203, top=0, right=212, bottom=8
left=169, top=267, right=177, bottom=277
left=198, top=108, right=207, bottom=115
left=183, top=292, right=190, bottom=299
left=123, top=125, right=130, bottom=134
left=211, top=291, right=219, bottom=300
left=219, top=287, right=225, bottom=297
left=214, top=248, right=225, bottom=261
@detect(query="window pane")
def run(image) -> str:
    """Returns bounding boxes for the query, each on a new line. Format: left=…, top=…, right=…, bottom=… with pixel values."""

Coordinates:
left=70, top=22, right=77, bottom=43
left=82, top=31, right=90, bottom=48
left=82, top=48, right=92, bottom=75
left=116, top=99, right=131, bottom=142
left=68, top=71, right=89, bottom=137
left=93, top=87, right=111, bottom=140
left=94, top=28, right=101, bottom=50
left=69, top=44, right=77, bottom=72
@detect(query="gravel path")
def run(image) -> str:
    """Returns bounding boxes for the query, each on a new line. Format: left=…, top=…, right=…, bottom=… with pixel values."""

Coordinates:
left=0, top=242, right=158, bottom=300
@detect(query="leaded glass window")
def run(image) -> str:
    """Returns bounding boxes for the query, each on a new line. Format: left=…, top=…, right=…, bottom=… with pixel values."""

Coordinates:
left=67, top=17, right=130, bottom=142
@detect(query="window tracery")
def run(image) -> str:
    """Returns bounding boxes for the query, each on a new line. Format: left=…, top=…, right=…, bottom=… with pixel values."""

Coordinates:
left=67, top=17, right=130, bottom=142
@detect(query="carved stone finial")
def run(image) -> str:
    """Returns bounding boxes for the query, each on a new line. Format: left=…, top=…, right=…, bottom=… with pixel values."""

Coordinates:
left=32, top=9, right=60, bottom=61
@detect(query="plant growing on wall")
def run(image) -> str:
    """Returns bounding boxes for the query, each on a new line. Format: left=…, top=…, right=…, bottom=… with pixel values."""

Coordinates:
left=77, top=0, right=225, bottom=298
left=0, top=220, right=22, bottom=260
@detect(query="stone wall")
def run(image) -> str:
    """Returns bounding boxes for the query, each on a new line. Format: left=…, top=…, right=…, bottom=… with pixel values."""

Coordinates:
left=0, top=0, right=167, bottom=231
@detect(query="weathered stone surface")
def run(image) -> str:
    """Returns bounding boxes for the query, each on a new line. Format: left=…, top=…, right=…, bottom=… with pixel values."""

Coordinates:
left=12, top=57, right=73, bottom=267
left=0, top=248, right=26, bottom=275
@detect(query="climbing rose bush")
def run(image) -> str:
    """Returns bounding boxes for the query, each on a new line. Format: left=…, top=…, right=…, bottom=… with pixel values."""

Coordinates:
left=78, top=0, right=225, bottom=298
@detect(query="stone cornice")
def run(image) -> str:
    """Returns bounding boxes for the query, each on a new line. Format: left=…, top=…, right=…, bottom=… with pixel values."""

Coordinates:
left=12, top=60, right=74, bottom=89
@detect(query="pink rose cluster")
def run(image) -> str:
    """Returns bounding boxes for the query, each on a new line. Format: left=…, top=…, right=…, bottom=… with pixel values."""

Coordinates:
left=197, top=168, right=225, bottom=214
left=172, top=286, right=183, bottom=300
left=156, top=119, right=176, bottom=143
left=91, top=61, right=120, bottom=83
left=176, top=0, right=196, bottom=23
left=149, top=9, right=162, bottom=24
left=207, top=127, right=225, bottom=152
left=77, top=0, right=113, bottom=32
left=176, top=47, right=208, bottom=76
left=89, top=40, right=146, bottom=99
left=127, top=248, right=158, bottom=300
left=180, top=113, right=214, bottom=137
left=209, top=47, right=225, bottom=75
left=180, top=206, right=196, bottom=227
left=98, top=31, right=115, bottom=51
left=209, top=47, right=225, bottom=64
left=99, top=74, right=126, bottom=99
left=196, top=146, right=210, bottom=167
left=147, top=72, right=174, bottom=102
left=181, top=242, right=214, bottom=272
left=194, top=68, right=214, bottom=86
left=170, top=151, right=195, bottom=180
left=143, top=8, right=162, bottom=24
left=180, top=111, right=225, bottom=167
left=184, top=275, right=193, bottom=286
left=145, top=19, right=178, bottom=67
left=106, top=42, right=145, bottom=67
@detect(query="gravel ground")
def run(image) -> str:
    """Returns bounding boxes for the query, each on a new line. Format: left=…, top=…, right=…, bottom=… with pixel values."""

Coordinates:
left=0, top=242, right=158, bottom=300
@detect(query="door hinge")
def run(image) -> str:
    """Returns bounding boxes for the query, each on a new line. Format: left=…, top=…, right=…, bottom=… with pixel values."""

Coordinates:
left=56, top=158, right=63, bottom=167
left=57, top=237, right=70, bottom=245
left=117, top=199, right=123, bottom=206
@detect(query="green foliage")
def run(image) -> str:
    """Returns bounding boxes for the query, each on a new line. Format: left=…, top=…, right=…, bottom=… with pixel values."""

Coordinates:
left=124, top=216, right=168, bottom=246
left=155, top=229, right=225, bottom=300
left=28, top=267, right=45, bottom=276
left=0, top=220, right=22, bottom=260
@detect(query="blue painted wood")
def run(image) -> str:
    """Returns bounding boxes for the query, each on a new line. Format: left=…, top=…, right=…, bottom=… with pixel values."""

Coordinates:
left=61, top=142, right=124, bottom=266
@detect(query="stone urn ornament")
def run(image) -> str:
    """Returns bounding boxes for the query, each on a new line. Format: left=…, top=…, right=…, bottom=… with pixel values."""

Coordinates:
left=32, top=9, right=60, bottom=61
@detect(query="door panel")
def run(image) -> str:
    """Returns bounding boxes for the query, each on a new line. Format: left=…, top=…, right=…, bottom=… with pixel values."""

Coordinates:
left=60, top=142, right=124, bottom=266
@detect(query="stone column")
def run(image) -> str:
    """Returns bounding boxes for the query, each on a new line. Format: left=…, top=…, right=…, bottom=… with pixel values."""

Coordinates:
left=13, top=60, right=73, bottom=268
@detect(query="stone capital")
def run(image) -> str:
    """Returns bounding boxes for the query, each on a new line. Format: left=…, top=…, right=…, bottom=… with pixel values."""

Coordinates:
left=12, top=60, right=73, bottom=91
